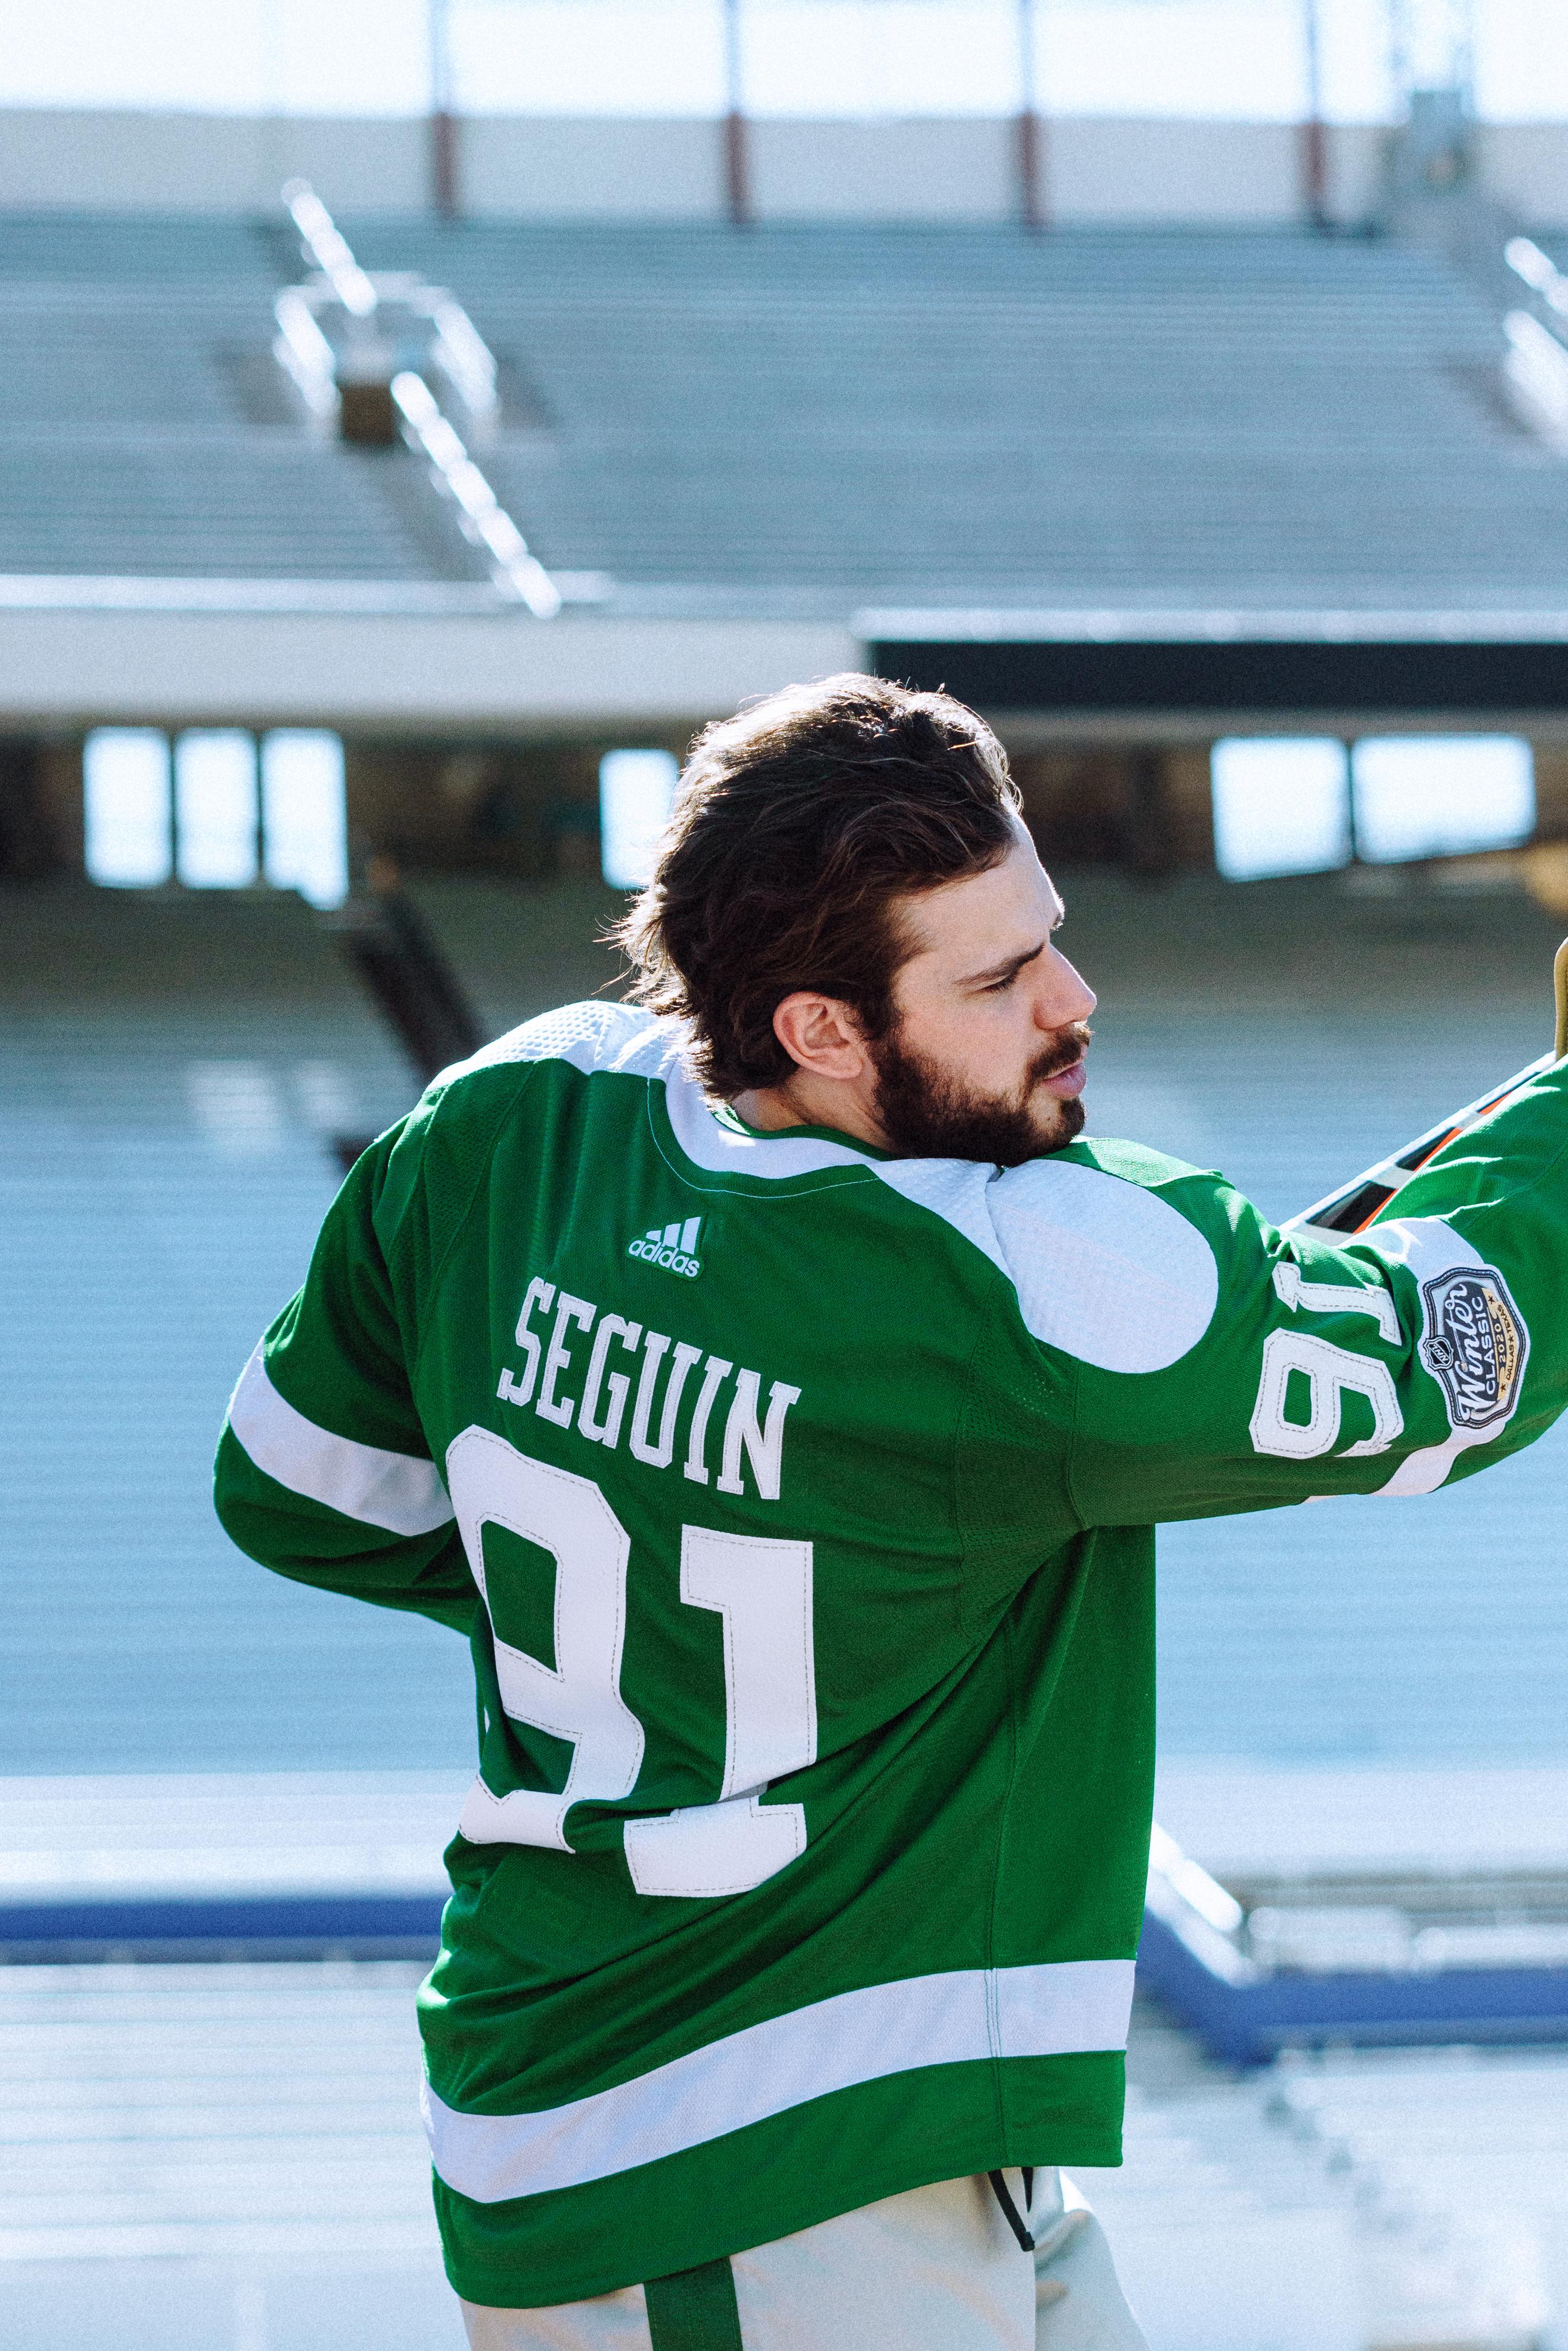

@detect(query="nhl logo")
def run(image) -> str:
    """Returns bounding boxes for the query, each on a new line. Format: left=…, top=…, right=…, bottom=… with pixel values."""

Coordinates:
left=1418, top=1265, right=1528, bottom=1433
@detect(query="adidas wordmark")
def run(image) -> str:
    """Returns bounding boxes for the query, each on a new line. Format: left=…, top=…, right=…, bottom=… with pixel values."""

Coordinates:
left=628, top=1215, right=703, bottom=1278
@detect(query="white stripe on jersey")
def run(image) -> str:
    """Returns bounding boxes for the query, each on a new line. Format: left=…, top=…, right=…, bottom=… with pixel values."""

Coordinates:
left=421, top=1957, right=1135, bottom=2203
left=227, top=1343, right=455, bottom=1536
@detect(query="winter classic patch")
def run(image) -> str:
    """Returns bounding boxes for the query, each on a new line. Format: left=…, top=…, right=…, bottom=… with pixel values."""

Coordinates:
left=1418, top=1266, right=1530, bottom=1434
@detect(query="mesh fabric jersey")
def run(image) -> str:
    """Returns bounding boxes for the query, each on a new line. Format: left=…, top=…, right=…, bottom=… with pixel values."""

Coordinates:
left=216, top=1002, right=1568, bottom=2306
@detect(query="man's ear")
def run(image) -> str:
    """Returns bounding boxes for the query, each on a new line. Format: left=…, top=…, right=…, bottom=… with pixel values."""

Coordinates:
left=772, top=992, right=873, bottom=1084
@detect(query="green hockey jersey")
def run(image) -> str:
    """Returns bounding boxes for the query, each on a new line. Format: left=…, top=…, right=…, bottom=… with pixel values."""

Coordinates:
left=214, top=1001, right=1568, bottom=2307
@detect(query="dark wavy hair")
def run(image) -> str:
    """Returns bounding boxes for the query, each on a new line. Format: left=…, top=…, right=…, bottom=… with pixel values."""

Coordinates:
left=612, top=673, right=1021, bottom=1096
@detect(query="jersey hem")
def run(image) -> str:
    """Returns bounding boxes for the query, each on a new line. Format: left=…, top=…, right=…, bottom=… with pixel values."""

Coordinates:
left=432, top=2054, right=1125, bottom=2307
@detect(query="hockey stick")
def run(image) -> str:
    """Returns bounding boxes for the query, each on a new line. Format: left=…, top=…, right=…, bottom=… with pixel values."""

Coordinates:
left=1286, top=937, right=1568, bottom=1240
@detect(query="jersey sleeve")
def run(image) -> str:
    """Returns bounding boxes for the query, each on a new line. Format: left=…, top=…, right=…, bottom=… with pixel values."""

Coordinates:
left=1062, top=1059, right=1568, bottom=1527
left=213, top=1111, right=479, bottom=1634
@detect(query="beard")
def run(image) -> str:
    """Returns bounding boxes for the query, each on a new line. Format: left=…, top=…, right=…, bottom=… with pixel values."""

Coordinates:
left=869, top=1019, right=1092, bottom=1167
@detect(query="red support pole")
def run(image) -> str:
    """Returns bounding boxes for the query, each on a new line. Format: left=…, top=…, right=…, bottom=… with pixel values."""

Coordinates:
left=722, top=0, right=750, bottom=226
left=1015, top=0, right=1046, bottom=231
left=725, top=110, right=751, bottom=227
left=1300, top=114, right=1328, bottom=230
left=429, top=0, right=460, bottom=220
left=1018, top=108, right=1046, bottom=232
left=432, top=108, right=460, bottom=221
left=1300, top=0, right=1327, bottom=230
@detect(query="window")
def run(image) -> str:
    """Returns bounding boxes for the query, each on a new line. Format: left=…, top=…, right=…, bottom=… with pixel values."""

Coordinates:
left=262, top=731, right=349, bottom=907
left=1213, top=734, right=1539, bottom=879
left=83, top=730, right=173, bottom=887
left=81, top=727, right=348, bottom=906
left=174, top=731, right=258, bottom=889
left=1350, top=736, right=1535, bottom=864
left=1210, top=738, right=1351, bottom=882
left=600, top=748, right=678, bottom=890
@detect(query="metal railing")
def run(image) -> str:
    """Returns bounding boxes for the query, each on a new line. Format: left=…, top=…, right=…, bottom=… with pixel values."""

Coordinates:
left=273, top=183, right=557, bottom=615
left=1503, top=236, right=1568, bottom=456
left=391, top=373, right=560, bottom=618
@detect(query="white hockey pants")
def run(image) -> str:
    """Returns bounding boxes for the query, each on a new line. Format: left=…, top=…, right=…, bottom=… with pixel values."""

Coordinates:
left=461, top=2168, right=1147, bottom=2351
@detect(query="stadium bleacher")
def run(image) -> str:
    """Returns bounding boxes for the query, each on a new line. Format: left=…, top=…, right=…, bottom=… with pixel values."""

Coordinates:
left=1048, top=864, right=1568, bottom=1770
left=1270, top=2048, right=1568, bottom=2346
left=3, top=214, right=1566, bottom=614
left=403, top=859, right=1568, bottom=1770
left=3, top=841, right=1568, bottom=2332
left=0, top=879, right=472, bottom=1779
left=0, top=1958, right=464, bottom=2350
left=7, top=849, right=1568, bottom=2344
left=1094, top=2022, right=1568, bottom=2351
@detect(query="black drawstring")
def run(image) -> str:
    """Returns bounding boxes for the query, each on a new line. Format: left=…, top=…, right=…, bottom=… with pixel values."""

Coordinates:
left=987, top=2168, right=1035, bottom=2252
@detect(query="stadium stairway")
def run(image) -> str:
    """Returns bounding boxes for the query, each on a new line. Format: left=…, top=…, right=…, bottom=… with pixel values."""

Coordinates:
left=398, top=874, right=630, bottom=1043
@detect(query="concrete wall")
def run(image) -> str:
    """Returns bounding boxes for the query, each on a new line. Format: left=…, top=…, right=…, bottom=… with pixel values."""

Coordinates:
left=1047, top=117, right=1368, bottom=227
left=1477, top=122, right=1568, bottom=231
left=746, top=117, right=1014, bottom=222
left=461, top=117, right=720, bottom=220
left=0, top=606, right=861, bottom=734
left=5, top=106, right=1566, bottom=228
left=1, top=110, right=426, bottom=216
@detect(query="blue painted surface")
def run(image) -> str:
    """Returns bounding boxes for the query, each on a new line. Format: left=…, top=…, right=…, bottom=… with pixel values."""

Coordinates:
left=13, top=1888, right=1562, bottom=2071
left=1136, top=1908, right=1568, bottom=2067
left=0, top=1894, right=445, bottom=1947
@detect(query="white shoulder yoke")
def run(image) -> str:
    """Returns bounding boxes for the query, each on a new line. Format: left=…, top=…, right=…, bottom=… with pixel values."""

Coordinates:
left=882, top=1157, right=1217, bottom=1373
left=989, top=1159, right=1217, bottom=1372
left=437, top=999, right=662, bottom=1085
left=443, top=1003, right=1218, bottom=1374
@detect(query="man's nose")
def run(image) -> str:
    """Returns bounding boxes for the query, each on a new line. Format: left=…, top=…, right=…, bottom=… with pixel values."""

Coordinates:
left=1038, top=949, right=1096, bottom=1030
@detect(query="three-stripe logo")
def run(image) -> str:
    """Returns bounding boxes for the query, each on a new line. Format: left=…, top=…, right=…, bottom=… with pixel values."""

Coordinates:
left=627, top=1215, right=703, bottom=1278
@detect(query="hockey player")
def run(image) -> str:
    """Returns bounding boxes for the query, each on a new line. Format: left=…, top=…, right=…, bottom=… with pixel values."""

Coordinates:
left=216, top=674, right=1567, bottom=2349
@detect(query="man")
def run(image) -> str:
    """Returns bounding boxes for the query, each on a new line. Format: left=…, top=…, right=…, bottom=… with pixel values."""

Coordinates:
left=216, top=675, right=1567, bottom=2349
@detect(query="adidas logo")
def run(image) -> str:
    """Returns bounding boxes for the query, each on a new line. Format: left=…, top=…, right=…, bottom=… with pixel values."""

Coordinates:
left=627, top=1215, right=703, bottom=1278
